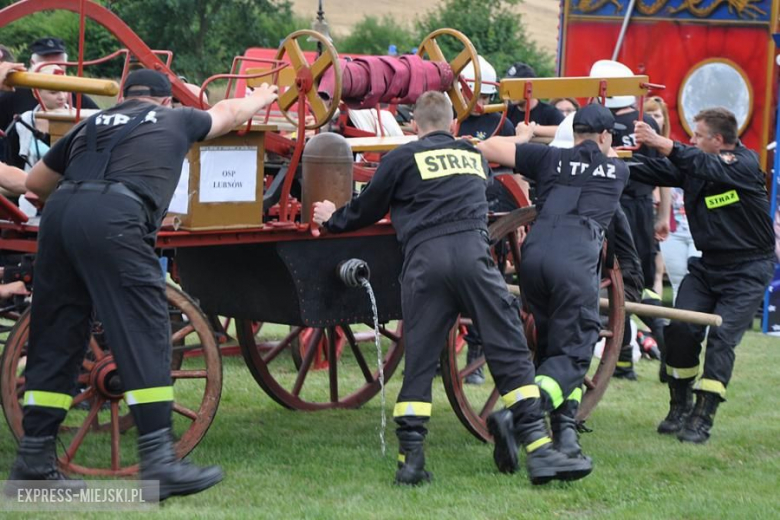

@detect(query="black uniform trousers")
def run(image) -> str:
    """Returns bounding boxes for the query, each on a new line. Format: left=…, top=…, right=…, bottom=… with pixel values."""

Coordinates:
left=664, top=256, right=773, bottom=397
left=519, top=215, right=602, bottom=409
left=620, top=194, right=655, bottom=289
left=394, top=229, right=536, bottom=435
left=23, top=188, right=172, bottom=436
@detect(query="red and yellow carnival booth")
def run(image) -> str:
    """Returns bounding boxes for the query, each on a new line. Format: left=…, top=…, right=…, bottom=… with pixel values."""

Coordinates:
left=558, top=0, right=777, bottom=167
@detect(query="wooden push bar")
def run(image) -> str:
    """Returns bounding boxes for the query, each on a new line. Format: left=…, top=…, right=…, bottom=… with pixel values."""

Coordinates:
left=601, top=298, right=722, bottom=327
left=506, top=284, right=722, bottom=327
left=498, top=75, right=651, bottom=102
left=6, top=71, right=119, bottom=97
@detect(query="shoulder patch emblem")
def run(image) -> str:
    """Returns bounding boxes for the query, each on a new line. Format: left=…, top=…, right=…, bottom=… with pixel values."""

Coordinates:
left=719, top=152, right=738, bottom=165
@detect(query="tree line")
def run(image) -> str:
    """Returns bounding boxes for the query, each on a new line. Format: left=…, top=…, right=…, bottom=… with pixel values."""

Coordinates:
left=0, top=0, right=553, bottom=83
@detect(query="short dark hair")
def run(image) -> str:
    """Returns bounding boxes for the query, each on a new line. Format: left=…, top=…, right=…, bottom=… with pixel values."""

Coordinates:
left=413, top=91, right=453, bottom=132
left=693, top=108, right=738, bottom=144
left=0, top=45, right=14, bottom=62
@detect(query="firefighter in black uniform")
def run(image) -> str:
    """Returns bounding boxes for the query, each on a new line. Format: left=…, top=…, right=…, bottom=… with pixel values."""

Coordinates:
left=590, top=60, right=670, bottom=380
left=6, top=70, right=278, bottom=499
left=478, top=103, right=630, bottom=465
left=313, top=91, right=591, bottom=486
left=630, top=107, right=774, bottom=443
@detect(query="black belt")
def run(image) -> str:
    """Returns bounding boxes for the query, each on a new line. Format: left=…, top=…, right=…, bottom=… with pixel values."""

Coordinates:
left=58, top=180, right=144, bottom=207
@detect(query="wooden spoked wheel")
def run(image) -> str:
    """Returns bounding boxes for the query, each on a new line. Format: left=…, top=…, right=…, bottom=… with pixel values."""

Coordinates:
left=291, top=327, right=346, bottom=371
left=275, top=29, right=342, bottom=130
left=237, top=321, right=404, bottom=411
left=417, top=28, right=480, bottom=122
left=441, top=209, right=625, bottom=442
left=0, top=285, right=222, bottom=476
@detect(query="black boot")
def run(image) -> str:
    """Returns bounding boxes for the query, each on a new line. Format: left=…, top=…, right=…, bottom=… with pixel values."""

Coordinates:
left=614, top=361, right=637, bottom=381
left=138, top=428, right=223, bottom=501
left=677, top=391, right=721, bottom=444
left=488, top=399, right=592, bottom=484
left=4, top=436, right=86, bottom=497
left=615, top=316, right=637, bottom=381
left=486, top=409, right=520, bottom=475
left=550, top=400, right=589, bottom=460
left=464, top=343, right=485, bottom=385
left=657, top=379, right=693, bottom=435
left=394, top=430, right=431, bottom=486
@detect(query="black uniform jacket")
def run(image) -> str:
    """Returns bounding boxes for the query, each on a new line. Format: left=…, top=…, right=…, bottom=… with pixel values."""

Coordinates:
left=325, top=131, right=491, bottom=254
left=629, top=142, right=774, bottom=265
left=515, top=140, right=630, bottom=231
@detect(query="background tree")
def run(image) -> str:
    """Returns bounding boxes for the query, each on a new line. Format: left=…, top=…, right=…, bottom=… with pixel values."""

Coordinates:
left=414, top=0, right=554, bottom=78
left=0, top=0, right=553, bottom=81
left=0, top=0, right=307, bottom=81
left=336, top=16, right=417, bottom=56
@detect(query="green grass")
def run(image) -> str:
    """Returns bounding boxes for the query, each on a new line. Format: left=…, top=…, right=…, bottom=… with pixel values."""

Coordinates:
left=2, top=328, right=780, bottom=519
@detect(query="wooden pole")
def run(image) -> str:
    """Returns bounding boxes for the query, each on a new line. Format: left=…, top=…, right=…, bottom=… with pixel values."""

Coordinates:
left=505, top=284, right=722, bottom=327
left=601, top=298, right=721, bottom=327
left=7, top=72, right=119, bottom=97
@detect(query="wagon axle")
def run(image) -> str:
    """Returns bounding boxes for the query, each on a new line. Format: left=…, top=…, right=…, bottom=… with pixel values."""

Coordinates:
left=91, top=357, right=124, bottom=400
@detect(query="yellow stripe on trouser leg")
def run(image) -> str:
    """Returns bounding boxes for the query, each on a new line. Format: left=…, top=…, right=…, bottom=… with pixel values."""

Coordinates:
left=694, top=378, right=726, bottom=399
left=393, top=402, right=432, bottom=418
left=567, top=387, right=583, bottom=404
left=535, top=375, right=563, bottom=409
left=666, top=365, right=699, bottom=380
left=23, top=391, right=73, bottom=410
left=397, top=453, right=406, bottom=464
left=124, top=386, right=174, bottom=405
left=525, top=436, right=552, bottom=453
left=642, top=288, right=661, bottom=300
left=501, top=384, right=541, bottom=408
left=617, top=361, right=633, bottom=368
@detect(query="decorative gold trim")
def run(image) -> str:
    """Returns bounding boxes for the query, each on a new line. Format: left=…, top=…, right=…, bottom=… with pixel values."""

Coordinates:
left=677, top=58, right=754, bottom=137
left=759, top=0, right=778, bottom=168
left=559, top=0, right=571, bottom=74
left=567, top=14, right=771, bottom=26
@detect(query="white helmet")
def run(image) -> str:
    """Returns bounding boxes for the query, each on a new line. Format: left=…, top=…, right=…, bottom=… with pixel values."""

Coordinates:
left=550, top=113, right=575, bottom=149
left=589, top=59, right=635, bottom=109
left=461, top=55, right=497, bottom=95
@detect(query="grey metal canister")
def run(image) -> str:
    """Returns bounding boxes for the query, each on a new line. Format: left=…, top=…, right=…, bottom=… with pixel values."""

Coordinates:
left=301, top=132, right=354, bottom=223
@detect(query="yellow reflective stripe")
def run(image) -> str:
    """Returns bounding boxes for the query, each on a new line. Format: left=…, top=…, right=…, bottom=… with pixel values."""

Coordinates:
left=694, top=378, right=726, bottom=398
left=642, top=288, right=661, bottom=301
left=501, top=384, right=541, bottom=408
left=616, top=361, right=633, bottom=368
left=398, top=453, right=406, bottom=464
left=393, top=401, right=432, bottom=418
left=23, top=391, right=73, bottom=411
left=525, top=436, right=551, bottom=453
left=567, top=387, right=583, bottom=404
left=705, top=190, right=739, bottom=209
left=124, top=386, right=174, bottom=405
left=535, top=376, right=563, bottom=409
left=666, top=365, right=699, bottom=379
left=414, top=149, right=486, bottom=180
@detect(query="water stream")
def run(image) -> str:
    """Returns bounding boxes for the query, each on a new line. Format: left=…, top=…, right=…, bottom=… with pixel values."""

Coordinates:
left=361, top=278, right=387, bottom=456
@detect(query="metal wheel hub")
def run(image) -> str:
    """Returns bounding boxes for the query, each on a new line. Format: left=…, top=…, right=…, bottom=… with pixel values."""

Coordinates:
left=91, top=356, right=123, bottom=400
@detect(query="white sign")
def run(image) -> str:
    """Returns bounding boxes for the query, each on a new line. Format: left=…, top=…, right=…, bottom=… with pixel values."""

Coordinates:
left=198, top=146, right=257, bottom=203
left=168, top=158, right=190, bottom=214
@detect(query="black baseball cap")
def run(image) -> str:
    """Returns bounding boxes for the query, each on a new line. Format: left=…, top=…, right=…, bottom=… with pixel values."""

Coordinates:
left=123, top=69, right=172, bottom=97
left=505, top=62, right=536, bottom=79
left=29, top=37, right=66, bottom=56
left=573, top=103, right=627, bottom=133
